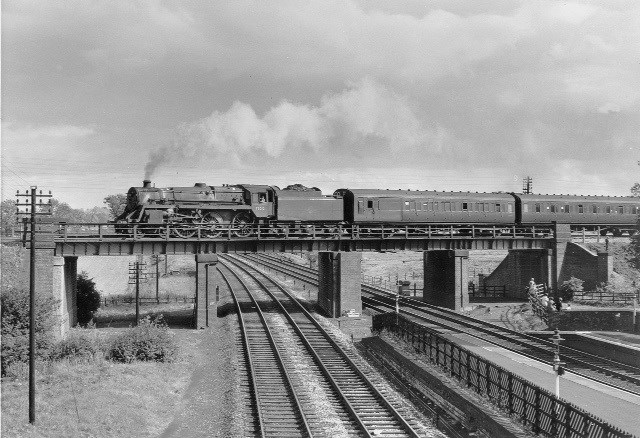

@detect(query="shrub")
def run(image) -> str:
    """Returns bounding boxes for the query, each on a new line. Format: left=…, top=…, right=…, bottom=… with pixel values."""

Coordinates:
left=559, top=277, right=584, bottom=302
left=107, top=316, right=177, bottom=363
left=49, top=326, right=104, bottom=361
left=1, top=287, right=58, bottom=377
left=77, top=271, right=101, bottom=326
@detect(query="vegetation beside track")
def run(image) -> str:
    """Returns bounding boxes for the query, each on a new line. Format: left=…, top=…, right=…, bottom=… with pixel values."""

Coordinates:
left=1, top=325, right=200, bottom=438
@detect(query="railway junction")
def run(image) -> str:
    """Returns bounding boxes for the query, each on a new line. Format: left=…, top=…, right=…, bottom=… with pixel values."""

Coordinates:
left=18, top=220, right=640, bottom=437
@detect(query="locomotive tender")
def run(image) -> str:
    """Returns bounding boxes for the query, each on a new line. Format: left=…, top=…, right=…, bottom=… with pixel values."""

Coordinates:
left=115, top=180, right=639, bottom=237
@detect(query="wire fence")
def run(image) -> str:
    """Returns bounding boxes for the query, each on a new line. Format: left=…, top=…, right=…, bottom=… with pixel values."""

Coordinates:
left=373, top=313, right=635, bottom=438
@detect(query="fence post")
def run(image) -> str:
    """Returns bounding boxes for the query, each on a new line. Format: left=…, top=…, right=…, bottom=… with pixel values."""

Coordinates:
left=533, top=388, right=541, bottom=434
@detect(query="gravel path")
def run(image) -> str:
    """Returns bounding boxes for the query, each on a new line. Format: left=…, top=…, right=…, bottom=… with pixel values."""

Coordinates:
left=159, top=317, right=244, bottom=438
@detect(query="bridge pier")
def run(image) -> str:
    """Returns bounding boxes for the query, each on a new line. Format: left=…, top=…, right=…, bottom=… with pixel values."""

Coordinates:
left=423, top=250, right=469, bottom=311
left=481, top=223, right=614, bottom=297
left=52, top=256, right=78, bottom=337
left=317, top=252, right=362, bottom=317
left=195, top=254, right=219, bottom=329
left=21, top=249, right=78, bottom=339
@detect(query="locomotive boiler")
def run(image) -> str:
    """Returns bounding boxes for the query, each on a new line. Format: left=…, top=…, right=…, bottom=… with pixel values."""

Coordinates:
left=115, top=180, right=343, bottom=237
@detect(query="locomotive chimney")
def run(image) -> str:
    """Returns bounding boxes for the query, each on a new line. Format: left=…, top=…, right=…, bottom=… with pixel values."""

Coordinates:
left=143, top=179, right=151, bottom=188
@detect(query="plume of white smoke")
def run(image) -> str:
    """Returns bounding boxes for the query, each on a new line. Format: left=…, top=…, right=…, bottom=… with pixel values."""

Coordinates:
left=143, top=77, right=433, bottom=179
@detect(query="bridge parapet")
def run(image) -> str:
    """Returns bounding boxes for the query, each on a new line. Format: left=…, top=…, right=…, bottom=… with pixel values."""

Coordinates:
left=37, top=222, right=555, bottom=256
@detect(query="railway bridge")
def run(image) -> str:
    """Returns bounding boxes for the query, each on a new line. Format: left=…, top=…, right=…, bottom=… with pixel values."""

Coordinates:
left=22, top=221, right=612, bottom=334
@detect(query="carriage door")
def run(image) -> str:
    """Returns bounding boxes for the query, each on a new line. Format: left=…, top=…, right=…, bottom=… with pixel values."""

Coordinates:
left=358, top=198, right=375, bottom=220
left=402, top=200, right=418, bottom=221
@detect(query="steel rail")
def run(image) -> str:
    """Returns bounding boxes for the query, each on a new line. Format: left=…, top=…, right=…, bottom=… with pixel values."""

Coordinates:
left=219, top=258, right=374, bottom=437
left=245, top=253, right=640, bottom=396
left=218, top=268, right=266, bottom=437
left=219, top=264, right=313, bottom=438
left=222, top=255, right=422, bottom=438
left=360, top=286, right=640, bottom=395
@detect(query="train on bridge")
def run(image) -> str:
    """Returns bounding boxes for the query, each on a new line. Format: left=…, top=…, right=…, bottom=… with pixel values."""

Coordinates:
left=115, top=180, right=639, bottom=238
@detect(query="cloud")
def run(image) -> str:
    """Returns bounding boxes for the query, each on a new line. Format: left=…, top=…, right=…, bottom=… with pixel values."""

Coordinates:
left=3, top=0, right=640, bottom=203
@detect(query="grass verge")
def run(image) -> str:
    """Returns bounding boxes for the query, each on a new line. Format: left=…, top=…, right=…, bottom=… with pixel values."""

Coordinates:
left=1, top=327, right=200, bottom=437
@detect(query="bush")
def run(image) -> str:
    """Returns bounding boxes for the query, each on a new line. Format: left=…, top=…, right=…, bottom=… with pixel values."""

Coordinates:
left=559, top=277, right=584, bottom=302
left=107, top=316, right=177, bottom=363
left=77, top=271, right=101, bottom=326
left=49, top=326, right=104, bottom=361
left=1, top=287, right=58, bottom=377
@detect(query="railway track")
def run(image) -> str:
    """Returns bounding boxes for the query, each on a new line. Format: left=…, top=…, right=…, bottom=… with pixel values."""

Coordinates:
left=240, top=253, right=640, bottom=396
left=219, top=254, right=428, bottom=437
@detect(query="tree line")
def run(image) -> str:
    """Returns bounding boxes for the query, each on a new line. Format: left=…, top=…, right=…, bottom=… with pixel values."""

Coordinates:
left=1, top=194, right=127, bottom=236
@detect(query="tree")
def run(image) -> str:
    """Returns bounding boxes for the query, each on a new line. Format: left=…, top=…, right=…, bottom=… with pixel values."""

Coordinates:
left=76, top=271, right=101, bottom=325
left=50, top=198, right=85, bottom=223
left=0, top=199, right=17, bottom=236
left=559, top=277, right=583, bottom=301
left=84, top=206, right=111, bottom=223
left=103, top=194, right=127, bottom=219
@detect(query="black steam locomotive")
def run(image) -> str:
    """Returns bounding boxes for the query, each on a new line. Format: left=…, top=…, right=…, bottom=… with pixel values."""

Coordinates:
left=115, top=180, right=639, bottom=237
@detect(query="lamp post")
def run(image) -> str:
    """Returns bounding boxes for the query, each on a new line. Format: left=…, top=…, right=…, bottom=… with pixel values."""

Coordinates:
left=549, top=329, right=565, bottom=398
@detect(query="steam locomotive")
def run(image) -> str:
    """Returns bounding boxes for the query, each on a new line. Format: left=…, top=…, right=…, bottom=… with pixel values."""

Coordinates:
left=115, top=180, right=639, bottom=237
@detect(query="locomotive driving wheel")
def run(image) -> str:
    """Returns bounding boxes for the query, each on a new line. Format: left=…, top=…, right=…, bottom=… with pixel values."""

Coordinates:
left=232, top=212, right=254, bottom=237
left=172, top=224, right=196, bottom=239
left=197, top=212, right=223, bottom=238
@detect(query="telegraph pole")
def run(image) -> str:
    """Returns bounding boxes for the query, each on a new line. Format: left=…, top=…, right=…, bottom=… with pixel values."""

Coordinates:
left=522, top=176, right=533, bottom=194
left=128, top=260, right=148, bottom=326
left=155, top=255, right=160, bottom=304
left=16, top=187, right=52, bottom=425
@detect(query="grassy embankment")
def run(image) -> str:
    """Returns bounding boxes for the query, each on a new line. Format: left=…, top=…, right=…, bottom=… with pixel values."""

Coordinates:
left=2, top=255, right=201, bottom=438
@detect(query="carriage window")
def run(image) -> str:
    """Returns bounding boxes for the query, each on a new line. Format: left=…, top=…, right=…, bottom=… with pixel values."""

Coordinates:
left=535, top=203, right=541, bottom=213
left=484, top=203, right=490, bottom=212
left=508, top=203, right=513, bottom=213
left=592, top=205, right=598, bottom=214
left=633, top=206, right=639, bottom=215
left=495, top=204, right=501, bottom=212
left=434, top=202, right=439, bottom=211
left=462, top=202, right=468, bottom=211
left=564, top=204, right=570, bottom=213
left=523, top=204, right=529, bottom=213
left=379, top=199, right=402, bottom=210
left=405, top=201, right=410, bottom=206
left=268, top=192, right=273, bottom=202
left=550, top=205, right=557, bottom=213
left=367, top=200, right=373, bottom=209
left=578, top=205, right=583, bottom=214
left=444, top=202, right=451, bottom=211
left=618, top=206, right=624, bottom=214
left=605, top=205, right=611, bottom=214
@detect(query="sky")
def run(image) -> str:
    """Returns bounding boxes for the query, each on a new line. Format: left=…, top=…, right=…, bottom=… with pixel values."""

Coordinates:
left=2, top=0, right=639, bottom=208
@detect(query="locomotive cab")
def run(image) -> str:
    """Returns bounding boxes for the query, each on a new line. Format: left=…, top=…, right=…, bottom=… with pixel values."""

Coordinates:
left=237, top=185, right=276, bottom=220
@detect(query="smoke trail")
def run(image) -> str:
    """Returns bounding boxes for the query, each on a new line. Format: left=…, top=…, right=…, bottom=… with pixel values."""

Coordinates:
left=143, top=78, right=433, bottom=179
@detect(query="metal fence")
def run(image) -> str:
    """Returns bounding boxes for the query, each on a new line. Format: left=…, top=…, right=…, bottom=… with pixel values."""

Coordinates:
left=102, top=296, right=195, bottom=306
left=373, top=313, right=635, bottom=438
left=573, top=291, right=637, bottom=305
